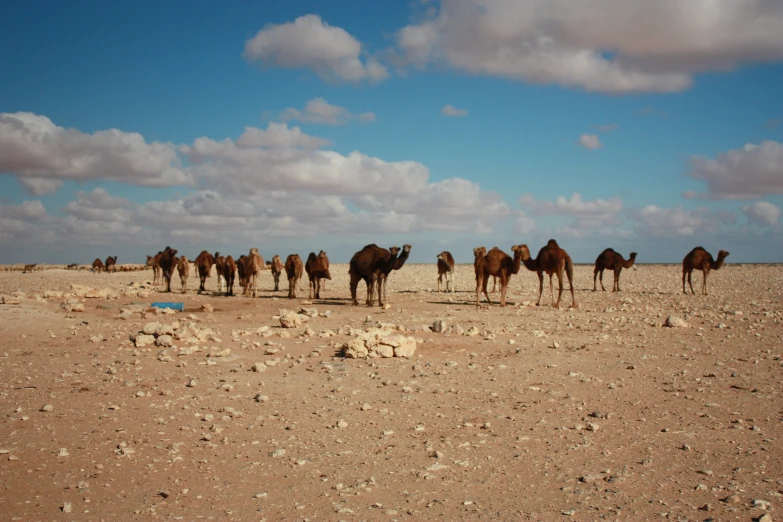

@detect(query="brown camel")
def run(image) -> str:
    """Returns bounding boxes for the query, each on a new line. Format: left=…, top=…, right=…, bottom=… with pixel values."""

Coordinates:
left=317, top=250, right=330, bottom=291
left=270, top=255, right=283, bottom=291
left=242, top=248, right=264, bottom=297
left=285, top=254, right=304, bottom=299
left=177, top=256, right=190, bottom=294
left=305, top=250, right=332, bottom=299
left=92, top=258, right=104, bottom=272
left=377, top=244, right=411, bottom=306
left=223, top=255, right=237, bottom=296
left=349, top=244, right=400, bottom=307
left=475, top=246, right=523, bottom=307
left=519, top=239, right=577, bottom=309
left=593, top=249, right=637, bottom=292
left=682, top=247, right=729, bottom=295
left=437, top=251, right=455, bottom=292
left=193, top=251, right=215, bottom=293
left=158, top=246, right=178, bottom=293
left=104, top=256, right=117, bottom=273
left=473, top=247, right=498, bottom=292
left=146, top=253, right=162, bottom=287
left=212, top=252, right=223, bottom=292
left=22, top=264, right=36, bottom=273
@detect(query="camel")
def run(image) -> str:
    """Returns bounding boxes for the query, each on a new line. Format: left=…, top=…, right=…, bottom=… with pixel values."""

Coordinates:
left=475, top=246, right=524, bottom=307
left=146, top=253, right=162, bottom=287
left=241, top=248, right=265, bottom=297
left=349, top=244, right=400, bottom=307
left=158, top=246, right=178, bottom=293
left=92, top=258, right=104, bottom=272
left=177, top=256, right=190, bottom=294
left=305, top=251, right=332, bottom=299
left=473, top=247, right=498, bottom=292
left=194, top=251, right=215, bottom=293
left=593, top=249, right=637, bottom=292
left=376, top=244, right=411, bottom=306
left=213, top=252, right=224, bottom=292
left=317, top=251, right=330, bottom=291
left=223, top=255, right=237, bottom=296
left=104, top=256, right=117, bottom=273
left=519, top=239, right=577, bottom=309
left=285, top=254, right=304, bottom=299
left=437, top=251, right=455, bottom=292
left=682, top=247, right=729, bottom=295
left=23, top=264, right=36, bottom=273
left=270, top=255, right=283, bottom=291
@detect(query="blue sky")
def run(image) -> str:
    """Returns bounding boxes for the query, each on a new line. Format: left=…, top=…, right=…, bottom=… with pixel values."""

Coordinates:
left=1, top=0, right=782, bottom=264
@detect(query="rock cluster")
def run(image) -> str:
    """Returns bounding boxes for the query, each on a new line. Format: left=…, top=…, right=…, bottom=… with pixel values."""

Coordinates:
left=341, top=327, right=417, bottom=359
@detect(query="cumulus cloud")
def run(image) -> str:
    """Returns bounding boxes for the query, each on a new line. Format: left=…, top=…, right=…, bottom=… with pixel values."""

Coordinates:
left=280, top=98, right=376, bottom=125
left=520, top=193, right=622, bottom=228
left=742, top=201, right=782, bottom=226
left=441, top=104, right=468, bottom=117
left=0, top=112, right=189, bottom=193
left=244, top=14, right=389, bottom=83
left=393, top=0, right=783, bottom=93
left=687, top=140, right=783, bottom=199
left=234, top=122, right=331, bottom=149
left=579, top=134, right=602, bottom=150
left=63, top=188, right=135, bottom=223
left=626, top=205, right=736, bottom=236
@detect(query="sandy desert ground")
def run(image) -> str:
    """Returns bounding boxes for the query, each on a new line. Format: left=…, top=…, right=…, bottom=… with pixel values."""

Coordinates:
left=0, top=262, right=781, bottom=521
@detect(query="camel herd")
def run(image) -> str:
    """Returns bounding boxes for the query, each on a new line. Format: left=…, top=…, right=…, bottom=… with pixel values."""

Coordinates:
left=79, top=241, right=729, bottom=308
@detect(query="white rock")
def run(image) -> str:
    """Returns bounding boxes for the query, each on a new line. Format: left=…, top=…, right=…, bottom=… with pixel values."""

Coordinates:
left=342, top=338, right=369, bottom=359
left=155, top=334, right=174, bottom=347
left=143, top=322, right=162, bottom=335
left=279, top=311, right=302, bottom=328
left=251, top=362, right=266, bottom=372
left=135, top=334, right=155, bottom=348
left=665, top=316, right=689, bottom=328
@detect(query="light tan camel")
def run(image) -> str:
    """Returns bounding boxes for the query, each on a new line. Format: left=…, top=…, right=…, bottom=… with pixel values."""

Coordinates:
left=305, top=251, right=332, bottom=299
left=285, top=254, right=303, bottom=299
left=146, top=253, right=162, bottom=287
left=475, top=246, right=524, bottom=308
left=520, top=240, right=577, bottom=309
left=22, top=264, right=36, bottom=273
left=317, top=250, right=330, bottom=291
left=242, top=248, right=264, bottom=297
left=223, top=255, right=236, bottom=296
left=105, top=256, right=117, bottom=273
left=214, top=253, right=225, bottom=292
left=682, top=247, right=729, bottom=295
left=177, top=256, right=190, bottom=294
left=270, top=255, right=283, bottom=292
left=92, top=258, right=104, bottom=272
left=593, top=249, right=637, bottom=292
left=437, top=251, right=455, bottom=292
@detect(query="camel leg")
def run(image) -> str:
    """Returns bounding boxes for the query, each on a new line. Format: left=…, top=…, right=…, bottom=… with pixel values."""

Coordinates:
left=349, top=273, right=359, bottom=306
left=682, top=269, right=688, bottom=294
left=613, top=269, right=620, bottom=292
left=549, top=274, right=555, bottom=307
left=437, top=274, right=442, bottom=293
left=499, top=275, right=509, bottom=306
left=600, top=269, right=606, bottom=291
left=536, top=272, right=544, bottom=306
left=568, top=273, right=577, bottom=308
left=687, top=270, right=695, bottom=295
left=702, top=269, right=709, bottom=296
left=482, top=273, right=491, bottom=307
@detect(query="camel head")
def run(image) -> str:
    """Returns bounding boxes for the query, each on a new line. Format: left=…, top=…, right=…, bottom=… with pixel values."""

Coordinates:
left=629, top=252, right=638, bottom=260
left=402, top=244, right=412, bottom=254
left=318, top=250, right=327, bottom=258
left=437, top=252, right=447, bottom=262
left=389, top=246, right=401, bottom=257
left=717, top=250, right=730, bottom=260
left=473, top=246, right=486, bottom=259
left=518, top=244, right=532, bottom=260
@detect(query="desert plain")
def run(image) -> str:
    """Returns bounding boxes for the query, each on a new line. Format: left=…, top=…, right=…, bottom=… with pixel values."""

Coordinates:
left=0, top=262, right=781, bottom=521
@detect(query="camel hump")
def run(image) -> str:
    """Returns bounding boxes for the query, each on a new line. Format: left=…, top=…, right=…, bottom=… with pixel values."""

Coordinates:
left=547, top=239, right=559, bottom=247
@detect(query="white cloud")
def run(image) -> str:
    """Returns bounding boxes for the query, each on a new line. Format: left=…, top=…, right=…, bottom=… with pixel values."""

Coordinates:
left=441, top=104, right=467, bottom=117
left=579, top=134, right=602, bottom=150
left=626, top=205, right=736, bottom=236
left=514, top=210, right=536, bottom=234
left=280, top=98, right=376, bottom=125
left=63, top=188, right=134, bottom=223
left=520, top=193, right=622, bottom=228
left=742, top=201, right=782, bottom=226
left=687, top=140, right=783, bottom=199
left=244, top=14, right=389, bottom=83
left=0, top=112, right=188, bottom=193
left=394, top=0, right=783, bottom=93
left=234, top=122, right=331, bottom=149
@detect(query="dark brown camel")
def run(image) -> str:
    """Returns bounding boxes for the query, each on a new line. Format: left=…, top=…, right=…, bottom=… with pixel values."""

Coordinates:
left=285, top=254, right=304, bottom=299
left=194, top=251, right=215, bottom=293
left=377, top=244, right=411, bottom=306
left=213, top=253, right=225, bottom=292
left=236, top=255, right=247, bottom=291
left=593, top=249, right=637, bottom=292
left=22, top=264, right=36, bottom=273
left=92, top=258, right=104, bottom=272
left=158, top=246, right=178, bottom=293
left=104, top=256, right=117, bottom=273
left=682, top=247, right=729, bottom=295
left=437, top=251, right=455, bottom=292
left=349, top=244, right=400, bottom=307
left=475, top=246, right=523, bottom=307
left=519, top=239, right=577, bottom=309
left=223, top=255, right=237, bottom=296
left=305, top=251, right=332, bottom=299
left=270, top=255, right=283, bottom=291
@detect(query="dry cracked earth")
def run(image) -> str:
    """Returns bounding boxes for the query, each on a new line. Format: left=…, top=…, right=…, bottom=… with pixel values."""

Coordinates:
left=0, top=263, right=781, bottom=521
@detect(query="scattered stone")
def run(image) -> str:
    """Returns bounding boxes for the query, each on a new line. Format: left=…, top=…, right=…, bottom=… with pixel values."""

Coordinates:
left=186, top=379, right=196, bottom=387
left=200, top=303, right=213, bottom=313
left=279, top=310, right=302, bottom=328
left=335, top=419, right=349, bottom=428
left=665, top=316, right=688, bottom=328
left=251, top=362, right=266, bottom=373
left=135, top=334, right=155, bottom=348
left=40, top=404, right=53, bottom=412
left=432, top=320, right=445, bottom=333
left=155, top=334, right=174, bottom=347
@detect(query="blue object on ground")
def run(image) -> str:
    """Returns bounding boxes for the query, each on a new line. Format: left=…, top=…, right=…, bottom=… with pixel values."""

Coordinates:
left=151, top=302, right=185, bottom=312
